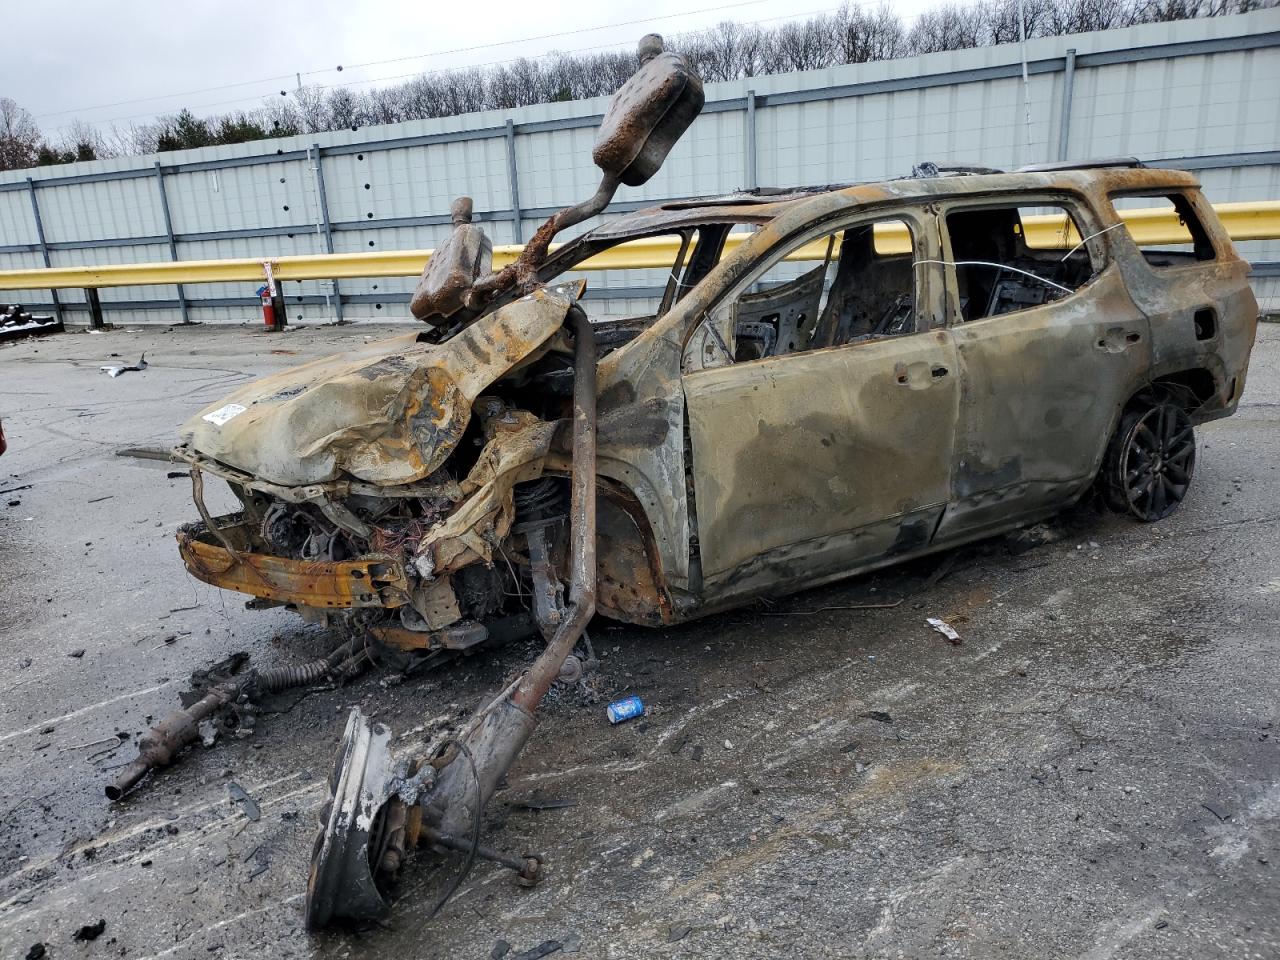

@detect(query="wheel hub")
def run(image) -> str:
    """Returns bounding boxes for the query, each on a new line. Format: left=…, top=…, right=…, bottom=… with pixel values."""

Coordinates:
left=1121, top=403, right=1195, bottom=522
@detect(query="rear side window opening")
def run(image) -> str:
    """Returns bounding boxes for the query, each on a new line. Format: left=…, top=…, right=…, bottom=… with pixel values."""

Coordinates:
left=943, top=202, right=1101, bottom=322
left=1109, top=192, right=1217, bottom=268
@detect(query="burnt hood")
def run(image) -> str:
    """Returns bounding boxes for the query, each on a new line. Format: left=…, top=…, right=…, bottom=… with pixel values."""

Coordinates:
left=180, top=284, right=580, bottom=487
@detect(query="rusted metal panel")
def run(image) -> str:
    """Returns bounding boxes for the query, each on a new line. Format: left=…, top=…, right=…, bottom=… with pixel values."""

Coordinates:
left=594, top=485, right=673, bottom=626
left=931, top=187, right=1153, bottom=541
left=413, top=405, right=559, bottom=578
left=177, top=522, right=410, bottom=609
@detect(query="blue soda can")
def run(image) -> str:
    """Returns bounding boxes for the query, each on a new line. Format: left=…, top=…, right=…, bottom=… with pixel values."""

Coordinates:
left=607, top=695, right=645, bottom=724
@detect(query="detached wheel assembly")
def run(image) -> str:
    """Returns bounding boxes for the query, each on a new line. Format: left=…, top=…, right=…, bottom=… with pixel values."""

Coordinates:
left=1102, top=402, right=1196, bottom=522
left=305, top=709, right=401, bottom=929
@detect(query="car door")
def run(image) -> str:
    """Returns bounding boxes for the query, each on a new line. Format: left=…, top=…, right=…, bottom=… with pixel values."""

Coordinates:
left=681, top=208, right=959, bottom=600
left=934, top=195, right=1151, bottom=542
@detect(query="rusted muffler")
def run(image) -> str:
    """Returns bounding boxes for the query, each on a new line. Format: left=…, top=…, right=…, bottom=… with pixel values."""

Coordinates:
left=304, top=307, right=597, bottom=928
left=107, top=682, right=238, bottom=801
left=411, top=34, right=704, bottom=324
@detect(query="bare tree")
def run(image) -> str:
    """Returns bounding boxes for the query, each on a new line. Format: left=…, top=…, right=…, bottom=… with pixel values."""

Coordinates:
left=0, top=98, right=42, bottom=171
left=57, top=119, right=111, bottom=160
left=908, top=4, right=987, bottom=53
left=833, top=3, right=906, bottom=63
left=326, top=88, right=361, bottom=131
left=770, top=17, right=839, bottom=72
left=105, top=122, right=159, bottom=157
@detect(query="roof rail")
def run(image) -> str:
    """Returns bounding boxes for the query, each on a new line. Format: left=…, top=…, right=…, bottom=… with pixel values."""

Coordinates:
left=659, top=183, right=860, bottom=209
left=909, top=162, right=1005, bottom=178
left=1018, top=157, right=1145, bottom=172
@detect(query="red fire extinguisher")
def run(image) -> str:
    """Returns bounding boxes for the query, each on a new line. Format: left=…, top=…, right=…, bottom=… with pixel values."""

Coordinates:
left=257, top=285, right=275, bottom=328
left=258, top=261, right=285, bottom=331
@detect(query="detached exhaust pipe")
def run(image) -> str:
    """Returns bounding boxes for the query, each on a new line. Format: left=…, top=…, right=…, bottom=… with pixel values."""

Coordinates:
left=304, top=33, right=703, bottom=928
left=430, top=305, right=597, bottom=838
left=304, top=308, right=597, bottom=929
left=108, top=639, right=362, bottom=800
left=107, top=682, right=237, bottom=801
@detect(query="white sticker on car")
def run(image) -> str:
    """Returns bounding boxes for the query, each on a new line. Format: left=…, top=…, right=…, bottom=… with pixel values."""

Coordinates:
left=202, top=403, right=247, bottom=427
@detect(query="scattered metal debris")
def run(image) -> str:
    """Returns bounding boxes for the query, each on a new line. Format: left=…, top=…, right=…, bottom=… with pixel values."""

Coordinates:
left=511, top=941, right=564, bottom=960
left=246, top=841, right=271, bottom=878
left=511, top=797, right=578, bottom=812
left=0, top=304, right=60, bottom=341
left=1201, top=802, right=1230, bottom=822
left=761, top=599, right=904, bottom=616
left=107, top=639, right=369, bottom=800
left=227, top=782, right=261, bottom=821
left=859, top=711, right=893, bottom=724
left=116, top=447, right=173, bottom=462
left=927, top=617, right=963, bottom=645
left=100, top=352, right=147, bottom=377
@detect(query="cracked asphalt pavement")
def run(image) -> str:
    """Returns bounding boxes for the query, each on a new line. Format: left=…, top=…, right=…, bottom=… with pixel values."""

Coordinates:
left=0, top=321, right=1277, bottom=959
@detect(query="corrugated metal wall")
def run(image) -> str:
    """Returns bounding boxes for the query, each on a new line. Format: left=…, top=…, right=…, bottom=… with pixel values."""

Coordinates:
left=1, top=8, right=1277, bottom=324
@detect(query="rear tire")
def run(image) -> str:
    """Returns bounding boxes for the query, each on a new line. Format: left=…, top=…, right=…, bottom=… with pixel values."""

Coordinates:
left=1099, top=401, right=1196, bottom=522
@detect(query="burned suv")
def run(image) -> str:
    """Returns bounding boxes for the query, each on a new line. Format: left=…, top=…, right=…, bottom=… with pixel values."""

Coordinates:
left=174, top=166, right=1256, bottom=645
left=127, top=36, right=1257, bottom=928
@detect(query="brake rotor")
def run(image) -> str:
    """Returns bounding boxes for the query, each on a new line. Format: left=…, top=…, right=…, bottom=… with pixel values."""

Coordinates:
left=305, top=708, right=400, bottom=929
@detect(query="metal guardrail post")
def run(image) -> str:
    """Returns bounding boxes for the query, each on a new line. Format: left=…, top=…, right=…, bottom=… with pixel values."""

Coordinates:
left=745, top=90, right=758, bottom=190
left=25, top=178, right=62, bottom=325
left=85, top=288, right=105, bottom=330
left=152, top=162, right=190, bottom=324
left=1057, top=49, right=1077, bottom=162
left=505, top=119, right=524, bottom=244
left=311, top=143, right=344, bottom=323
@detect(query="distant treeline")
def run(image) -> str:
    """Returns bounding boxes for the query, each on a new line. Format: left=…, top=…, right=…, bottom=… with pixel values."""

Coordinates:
left=1, top=0, right=1271, bottom=169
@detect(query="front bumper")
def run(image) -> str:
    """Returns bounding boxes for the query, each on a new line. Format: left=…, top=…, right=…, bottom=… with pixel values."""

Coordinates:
left=176, top=517, right=411, bottom=610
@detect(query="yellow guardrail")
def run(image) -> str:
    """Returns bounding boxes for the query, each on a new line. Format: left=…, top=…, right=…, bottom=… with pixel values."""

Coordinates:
left=0, top=201, right=1276, bottom=291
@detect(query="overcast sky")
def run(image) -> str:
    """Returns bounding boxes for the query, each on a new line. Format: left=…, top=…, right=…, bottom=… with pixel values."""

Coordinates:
left=10, top=0, right=935, bottom=139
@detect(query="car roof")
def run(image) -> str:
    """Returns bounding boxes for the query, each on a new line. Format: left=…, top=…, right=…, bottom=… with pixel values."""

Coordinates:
left=582, top=163, right=1201, bottom=241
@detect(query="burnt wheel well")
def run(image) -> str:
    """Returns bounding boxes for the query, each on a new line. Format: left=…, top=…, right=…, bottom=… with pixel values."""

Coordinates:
left=1132, top=369, right=1217, bottom=414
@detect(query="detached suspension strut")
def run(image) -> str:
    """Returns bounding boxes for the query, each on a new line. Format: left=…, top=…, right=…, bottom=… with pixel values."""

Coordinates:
left=305, top=306, right=597, bottom=928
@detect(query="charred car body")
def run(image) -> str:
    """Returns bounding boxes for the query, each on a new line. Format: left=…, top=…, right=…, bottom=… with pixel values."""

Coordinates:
left=122, top=35, right=1257, bottom=928
left=174, top=172, right=1257, bottom=642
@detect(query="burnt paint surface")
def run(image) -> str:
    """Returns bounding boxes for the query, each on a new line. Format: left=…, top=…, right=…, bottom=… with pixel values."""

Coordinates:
left=180, top=287, right=574, bottom=487
left=938, top=267, right=1152, bottom=540
left=683, top=330, right=958, bottom=586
